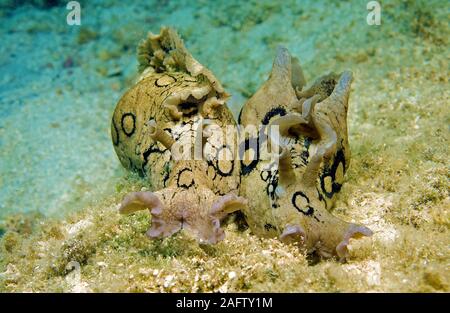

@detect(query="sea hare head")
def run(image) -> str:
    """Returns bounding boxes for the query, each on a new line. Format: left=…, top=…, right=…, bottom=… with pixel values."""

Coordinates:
left=120, top=189, right=247, bottom=244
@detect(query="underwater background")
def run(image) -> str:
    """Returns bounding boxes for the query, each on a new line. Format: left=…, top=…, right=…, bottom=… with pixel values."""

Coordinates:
left=0, top=0, right=449, bottom=292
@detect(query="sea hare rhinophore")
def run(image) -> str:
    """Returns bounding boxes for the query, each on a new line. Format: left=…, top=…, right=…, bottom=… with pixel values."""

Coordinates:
left=111, top=27, right=246, bottom=244
left=111, top=27, right=372, bottom=260
left=238, top=47, right=372, bottom=260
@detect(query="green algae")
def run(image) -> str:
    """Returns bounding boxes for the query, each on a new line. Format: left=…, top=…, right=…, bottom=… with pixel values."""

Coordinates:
left=0, top=201, right=448, bottom=292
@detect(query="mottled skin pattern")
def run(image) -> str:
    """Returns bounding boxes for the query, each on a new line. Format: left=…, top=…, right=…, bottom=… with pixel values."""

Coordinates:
left=112, top=28, right=246, bottom=244
left=112, top=28, right=372, bottom=260
left=238, top=47, right=372, bottom=260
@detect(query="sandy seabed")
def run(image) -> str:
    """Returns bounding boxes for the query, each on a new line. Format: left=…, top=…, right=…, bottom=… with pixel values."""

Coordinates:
left=0, top=0, right=448, bottom=292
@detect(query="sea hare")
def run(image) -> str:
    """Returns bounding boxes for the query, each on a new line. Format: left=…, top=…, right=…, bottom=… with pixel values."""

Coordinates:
left=111, top=27, right=372, bottom=261
left=111, top=27, right=246, bottom=244
left=238, top=47, right=372, bottom=260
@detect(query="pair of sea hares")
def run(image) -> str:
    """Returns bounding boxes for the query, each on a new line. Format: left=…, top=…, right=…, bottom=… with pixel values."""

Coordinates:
left=111, top=27, right=372, bottom=261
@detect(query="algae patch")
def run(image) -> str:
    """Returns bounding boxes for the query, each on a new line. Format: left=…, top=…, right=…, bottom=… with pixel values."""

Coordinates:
left=0, top=205, right=448, bottom=292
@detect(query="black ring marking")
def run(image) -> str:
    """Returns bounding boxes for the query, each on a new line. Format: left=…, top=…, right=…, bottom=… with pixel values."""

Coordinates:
left=121, top=113, right=136, bottom=137
left=214, top=146, right=234, bottom=177
left=320, top=149, right=345, bottom=199
left=142, top=143, right=166, bottom=172
left=292, top=191, right=314, bottom=216
left=260, top=170, right=270, bottom=182
left=176, top=168, right=195, bottom=189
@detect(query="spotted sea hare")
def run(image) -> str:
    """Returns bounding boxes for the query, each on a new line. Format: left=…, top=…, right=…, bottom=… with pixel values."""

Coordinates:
left=111, top=27, right=246, bottom=244
left=111, top=27, right=372, bottom=261
left=238, top=47, right=372, bottom=260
